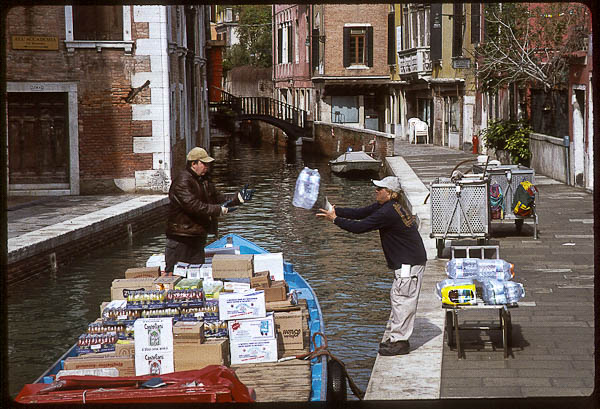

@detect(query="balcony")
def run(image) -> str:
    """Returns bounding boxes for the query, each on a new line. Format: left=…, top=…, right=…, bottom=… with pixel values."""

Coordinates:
left=397, top=47, right=432, bottom=76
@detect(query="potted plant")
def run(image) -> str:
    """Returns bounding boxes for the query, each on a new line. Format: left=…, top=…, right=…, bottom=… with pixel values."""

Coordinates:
left=480, top=119, right=532, bottom=166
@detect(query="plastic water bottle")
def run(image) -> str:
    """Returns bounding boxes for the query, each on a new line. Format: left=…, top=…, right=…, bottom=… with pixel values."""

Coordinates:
left=481, top=279, right=508, bottom=305
left=293, top=167, right=320, bottom=209
left=306, top=169, right=321, bottom=209
left=292, top=167, right=310, bottom=208
left=504, top=281, right=525, bottom=303
left=446, top=258, right=514, bottom=281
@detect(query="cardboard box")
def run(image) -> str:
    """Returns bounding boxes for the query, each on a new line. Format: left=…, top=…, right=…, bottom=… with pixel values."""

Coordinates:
left=146, top=254, right=166, bottom=273
left=110, top=278, right=156, bottom=300
left=114, top=341, right=135, bottom=357
left=223, top=281, right=251, bottom=293
left=230, top=338, right=278, bottom=365
left=64, top=355, right=135, bottom=376
left=173, top=321, right=205, bottom=344
left=264, top=280, right=288, bottom=302
left=124, top=266, right=161, bottom=279
left=173, top=338, right=229, bottom=370
left=154, top=275, right=181, bottom=291
left=275, top=310, right=304, bottom=350
left=250, top=271, right=272, bottom=289
left=228, top=312, right=275, bottom=342
left=253, top=253, right=284, bottom=281
left=188, top=264, right=212, bottom=280
left=173, top=262, right=189, bottom=277
left=212, top=254, right=253, bottom=279
left=218, top=290, right=266, bottom=321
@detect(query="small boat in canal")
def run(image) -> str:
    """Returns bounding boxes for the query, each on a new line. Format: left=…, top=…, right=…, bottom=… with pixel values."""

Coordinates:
left=329, top=150, right=382, bottom=176
left=15, top=233, right=336, bottom=403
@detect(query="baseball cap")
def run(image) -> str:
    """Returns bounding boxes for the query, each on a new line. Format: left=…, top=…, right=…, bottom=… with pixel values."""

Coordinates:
left=186, top=147, right=214, bottom=163
left=372, top=176, right=402, bottom=193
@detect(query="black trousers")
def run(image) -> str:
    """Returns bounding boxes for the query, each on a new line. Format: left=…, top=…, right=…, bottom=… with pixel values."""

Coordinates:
left=165, top=235, right=207, bottom=273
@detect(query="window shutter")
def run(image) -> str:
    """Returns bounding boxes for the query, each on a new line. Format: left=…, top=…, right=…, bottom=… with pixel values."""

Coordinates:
left=312, top=28, right=320, bottom=71
left=452, top=3, right=463, bottom=57
left=387, top=13, right=395, bottom=65
left=287, top=24, right=293, bottom=63
left=278, top=27, right=283, bottom=64
left=343, top=27, right=351, bottom=67
left=471, top=3, right=480, bottom=44
left=367, top=26, right=373, bottom=67
left=430, top=4, right=442, bottom=62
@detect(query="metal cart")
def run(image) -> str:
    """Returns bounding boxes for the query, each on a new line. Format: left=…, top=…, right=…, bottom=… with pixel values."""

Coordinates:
left=443, top=245, right=517, bottom=359
left=429, top=177, right=491, bottom=258
left=473, top=164, right=538, bottom=238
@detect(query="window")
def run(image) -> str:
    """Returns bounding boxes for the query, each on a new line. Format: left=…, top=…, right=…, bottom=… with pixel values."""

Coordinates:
left=65, top=6, right=132, bottom=52
left=278, top=22, right=293, bottom=64
left=332, top=96, right=359, bottom=123
left=343, top=26, right=373, bottom=67
left=73, top=5, right=122, bottom=41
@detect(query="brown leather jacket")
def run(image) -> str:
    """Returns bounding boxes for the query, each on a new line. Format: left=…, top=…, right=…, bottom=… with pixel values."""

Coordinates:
left=166, top=168, right=240, bottom=238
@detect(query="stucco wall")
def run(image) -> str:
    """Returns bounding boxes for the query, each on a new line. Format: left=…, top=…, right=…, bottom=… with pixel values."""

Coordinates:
left=529, top=132, right=568, bottom=183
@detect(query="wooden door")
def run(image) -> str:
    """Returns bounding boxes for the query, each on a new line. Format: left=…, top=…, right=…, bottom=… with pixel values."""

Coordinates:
left=8, top=92, right=69, bottom=185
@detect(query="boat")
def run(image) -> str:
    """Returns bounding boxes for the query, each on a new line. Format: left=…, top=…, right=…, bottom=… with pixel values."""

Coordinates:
left=15, top=233, right=331, bottom=403
left=329, top=150, right=382, bottom=176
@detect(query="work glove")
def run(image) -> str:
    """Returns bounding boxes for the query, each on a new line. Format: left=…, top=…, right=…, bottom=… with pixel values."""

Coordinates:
left=238, top=184, right=255, bottom=203
left=221, top=200, right=237, bottom=215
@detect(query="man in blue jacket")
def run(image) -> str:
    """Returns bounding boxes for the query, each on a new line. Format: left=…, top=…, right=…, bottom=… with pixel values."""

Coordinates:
left=317, top=176, right=427, bottom=356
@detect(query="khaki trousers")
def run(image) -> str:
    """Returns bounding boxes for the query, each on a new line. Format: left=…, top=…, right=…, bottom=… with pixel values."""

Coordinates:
left=386, top=263, right=426, bottom=343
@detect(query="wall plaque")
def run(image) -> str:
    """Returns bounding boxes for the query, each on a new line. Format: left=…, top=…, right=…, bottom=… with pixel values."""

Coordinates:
left=12, top=36, right=59, bottom=50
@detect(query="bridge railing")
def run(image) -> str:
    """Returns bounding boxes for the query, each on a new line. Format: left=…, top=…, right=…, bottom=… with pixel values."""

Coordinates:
left=240, top=96, right=307, bottom=129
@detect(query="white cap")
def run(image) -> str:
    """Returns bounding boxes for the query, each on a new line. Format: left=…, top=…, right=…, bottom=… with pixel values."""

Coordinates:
left=372, top=176, right=402, bottom=193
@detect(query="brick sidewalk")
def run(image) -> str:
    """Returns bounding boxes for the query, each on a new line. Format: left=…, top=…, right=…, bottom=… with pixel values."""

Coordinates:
left=394, top=141, right=594, bottom=399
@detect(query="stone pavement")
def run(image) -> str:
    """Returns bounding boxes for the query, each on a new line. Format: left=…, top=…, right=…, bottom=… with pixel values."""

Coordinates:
left=366, top=140, right=595, bottom=403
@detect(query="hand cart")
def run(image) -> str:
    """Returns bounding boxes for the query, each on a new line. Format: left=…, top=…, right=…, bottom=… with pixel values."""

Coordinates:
left=443, top=244, right=517, bottom=359
left=473, top=164, right=538, bottom=239
left=429, top=177, right=491, bottom=258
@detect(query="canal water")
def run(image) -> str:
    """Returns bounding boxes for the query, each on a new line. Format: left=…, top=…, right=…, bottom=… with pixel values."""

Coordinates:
left=7, top=135, right=394, bottom=400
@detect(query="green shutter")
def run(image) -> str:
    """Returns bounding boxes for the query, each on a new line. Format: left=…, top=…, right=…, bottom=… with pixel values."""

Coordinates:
left=367, top=26, right=373, bottom=67
left=430, top=4, right=442, bottom=62
left=387, top=13, right=395, bottom=65
left=343, top=27, right=351, bottom=67
left=312, top=28, right=320, bottom=71
left=277, top=27, right=283, bottom=64
left=471, top=4, right=480, bottom=44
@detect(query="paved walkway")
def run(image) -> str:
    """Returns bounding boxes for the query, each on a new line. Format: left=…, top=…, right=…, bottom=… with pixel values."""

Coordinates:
left=365, top=141, right=594, bottom=403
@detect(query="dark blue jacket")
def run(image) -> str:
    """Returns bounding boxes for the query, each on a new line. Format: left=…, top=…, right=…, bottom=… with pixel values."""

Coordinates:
left=334, top=201, right=427, bottom=269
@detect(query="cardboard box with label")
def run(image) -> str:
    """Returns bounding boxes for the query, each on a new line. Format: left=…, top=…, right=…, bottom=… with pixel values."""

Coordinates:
left=114, top=341, right=135, bottom=357
left=124, top=266, right=161, bottom=279
left=64, top=355, right=135, bottom=377
left=228, top=312, right=275, bottom=341
left=250, top=271, right=272, bottom=289
left=146, top=254, right=166, bottom=273
left=264, top=280, right=288, bottom=302
left=134, top=318, right=174, bottom=376
left=173, top=338, right=229, bottom=371
left=218, top=290, right=266, bottom=321
left=154, top=275, right=181, bottom=291
left=230, top=338, right=278, bottom=365
left=275, top=310, right=304, bottom=350
left=173, top=321, right=205, bottom=344
left=110, top=277, right=156, bottom=300
left=223, top=281, right=251, bottom=293
left=212, top=254, right=253, bottom=279
left=188, top=264, right=212, bottom=280
left=173, top=262, right=189, bottom=277
left=253, top=253, right=284, bottom=281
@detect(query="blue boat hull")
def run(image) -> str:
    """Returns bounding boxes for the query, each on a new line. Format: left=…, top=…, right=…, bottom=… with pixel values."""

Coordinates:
left=33, top=233, right=328, bottom=402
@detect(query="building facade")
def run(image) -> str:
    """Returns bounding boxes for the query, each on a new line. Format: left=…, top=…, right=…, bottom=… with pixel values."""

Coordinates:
left=6, top=5, right=211, bottom=195
left=310, top=3, right=393, bottom=132
left=272, top=5, right=313, bottom=118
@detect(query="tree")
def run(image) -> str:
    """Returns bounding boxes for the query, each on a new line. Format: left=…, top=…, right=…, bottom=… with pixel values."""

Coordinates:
left=472, top=3, right=590, bottom=94
left=223, top=5, right=272, bottom=71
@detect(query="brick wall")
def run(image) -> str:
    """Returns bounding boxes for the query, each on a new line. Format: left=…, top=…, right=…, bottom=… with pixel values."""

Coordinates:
left=6, top=6, right=154, bottom=193
left=323, top=4, right=391, bottom=77
left=310, top=122, right=394, bottom=159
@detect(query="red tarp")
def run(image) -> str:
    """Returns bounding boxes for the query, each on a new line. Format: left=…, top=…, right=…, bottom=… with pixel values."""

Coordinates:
left=15, top=365, right=255, bottom=404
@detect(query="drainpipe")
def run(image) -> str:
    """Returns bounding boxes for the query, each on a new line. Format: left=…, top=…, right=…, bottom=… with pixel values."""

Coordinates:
left=563, top=135, right=570, bottom=185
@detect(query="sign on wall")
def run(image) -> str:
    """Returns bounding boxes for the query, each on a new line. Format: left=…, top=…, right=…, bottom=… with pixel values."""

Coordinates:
left=12, top=36, right=59, bottom=50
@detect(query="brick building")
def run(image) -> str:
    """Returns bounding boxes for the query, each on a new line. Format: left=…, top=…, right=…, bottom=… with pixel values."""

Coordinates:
left=5, top=5, right=211, bottom=195
left=310, top=3, right=393, bottom=132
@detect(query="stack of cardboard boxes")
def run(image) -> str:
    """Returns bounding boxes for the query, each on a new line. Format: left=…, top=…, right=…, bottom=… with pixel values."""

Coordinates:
left=61, top=252, right=306, bottom=379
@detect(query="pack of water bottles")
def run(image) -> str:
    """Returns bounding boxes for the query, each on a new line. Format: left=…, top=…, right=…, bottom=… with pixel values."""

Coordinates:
left=437, top=258, right=525, bottom=305
left=292, top=167, right=321, bottom=209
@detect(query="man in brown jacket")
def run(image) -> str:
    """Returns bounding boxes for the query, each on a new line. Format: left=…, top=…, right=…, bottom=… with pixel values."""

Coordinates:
left=165, top=147, right=253, bottom=274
